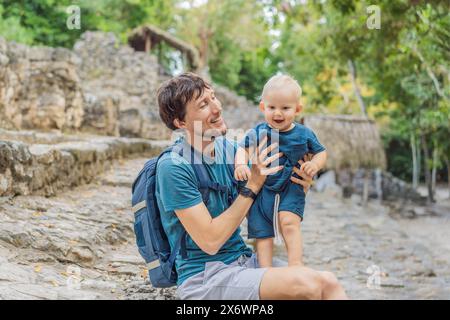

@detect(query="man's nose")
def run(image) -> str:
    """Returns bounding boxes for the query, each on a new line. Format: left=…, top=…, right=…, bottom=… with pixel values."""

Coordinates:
left=211, top=99, right=222, bottom=113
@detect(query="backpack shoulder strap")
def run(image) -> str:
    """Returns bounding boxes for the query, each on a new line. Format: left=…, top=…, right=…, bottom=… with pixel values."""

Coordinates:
left=170, top=143, right=212, bottom=205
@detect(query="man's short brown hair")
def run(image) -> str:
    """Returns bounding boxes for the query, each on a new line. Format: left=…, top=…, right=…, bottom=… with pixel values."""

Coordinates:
left=157, top=72, right=210, bottom=130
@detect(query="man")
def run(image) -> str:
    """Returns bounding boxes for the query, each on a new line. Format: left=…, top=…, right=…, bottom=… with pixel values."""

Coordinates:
left=155, top=72, right=348, bottom=300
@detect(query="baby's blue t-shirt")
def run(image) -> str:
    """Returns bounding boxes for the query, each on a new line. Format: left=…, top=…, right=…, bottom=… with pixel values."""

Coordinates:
left=155, top=136, right=252, bottom=285
left=240, top=122, right=325, bottom=191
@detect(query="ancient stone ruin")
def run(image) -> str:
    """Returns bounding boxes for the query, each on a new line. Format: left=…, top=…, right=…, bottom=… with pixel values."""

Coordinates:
left=0, top=31, right=260, bottom=198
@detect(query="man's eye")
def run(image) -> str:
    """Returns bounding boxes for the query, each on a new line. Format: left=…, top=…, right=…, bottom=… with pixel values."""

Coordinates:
left=211, top=94, right=216, bottom=100
left=200, top=103, right=207, bottom=108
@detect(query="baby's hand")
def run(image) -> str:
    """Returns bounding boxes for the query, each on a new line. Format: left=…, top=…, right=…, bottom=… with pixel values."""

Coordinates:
left=234, top=165, right=252, bottom=181
left=300, top=161, right=319, bottom=177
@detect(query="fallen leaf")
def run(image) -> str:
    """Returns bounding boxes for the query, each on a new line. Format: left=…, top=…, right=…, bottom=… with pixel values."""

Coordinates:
left=34, top=265, right=42, bottom=273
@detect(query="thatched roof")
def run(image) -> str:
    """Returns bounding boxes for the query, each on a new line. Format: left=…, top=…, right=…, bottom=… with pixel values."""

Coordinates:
left=128, top=25, right=200, bottom=71
left=301, top=115, right=387, bottom=170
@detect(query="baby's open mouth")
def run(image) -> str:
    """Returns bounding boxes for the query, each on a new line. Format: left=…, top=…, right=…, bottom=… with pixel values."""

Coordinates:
left=273, top=119, right=284, bottom=124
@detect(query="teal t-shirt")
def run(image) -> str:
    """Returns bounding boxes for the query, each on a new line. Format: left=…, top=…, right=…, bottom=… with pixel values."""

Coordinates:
left=155, top=136, right=252, bottom=285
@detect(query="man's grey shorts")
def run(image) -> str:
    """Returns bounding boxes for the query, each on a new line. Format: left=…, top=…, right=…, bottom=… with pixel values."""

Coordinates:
left=176, top=254, right=268, bottom=300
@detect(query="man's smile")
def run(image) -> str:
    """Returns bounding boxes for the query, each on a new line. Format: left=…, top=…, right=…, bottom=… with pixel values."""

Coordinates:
left=210, top=116, right=223, bottom=124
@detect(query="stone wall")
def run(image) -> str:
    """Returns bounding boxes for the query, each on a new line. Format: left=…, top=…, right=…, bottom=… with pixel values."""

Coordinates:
left=334, top=169, right=424, bottom=203
left=0, top=38, right=84, bottom=132
left=1, top=32, right=259, bottom=141
left=214, top=85, right=263, bottom=131
left=73, top=32, right=171, bottom=139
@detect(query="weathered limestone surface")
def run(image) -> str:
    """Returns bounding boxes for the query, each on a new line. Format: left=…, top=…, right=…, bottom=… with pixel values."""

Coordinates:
left=0, top=37, right=84, bottom=131
left=1, top=156, right=449, bottom=300
left=73, top=32, right=171, bottom=140
left=0, top=129, right=165, bottom=197
left=333, top=169, right=423, bottom=203
left=1, top=33, right=260, bottom=141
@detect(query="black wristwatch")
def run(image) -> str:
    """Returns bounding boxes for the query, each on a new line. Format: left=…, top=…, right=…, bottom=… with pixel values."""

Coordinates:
left=238, top=186, right=257, bottom=200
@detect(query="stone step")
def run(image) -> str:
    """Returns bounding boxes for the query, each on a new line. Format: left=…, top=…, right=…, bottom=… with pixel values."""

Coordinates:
left=0, top=130, right=170, bottom=197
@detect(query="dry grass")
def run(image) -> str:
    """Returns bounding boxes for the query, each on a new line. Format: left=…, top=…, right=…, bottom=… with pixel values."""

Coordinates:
left=301, top=115, right=387, bottom=170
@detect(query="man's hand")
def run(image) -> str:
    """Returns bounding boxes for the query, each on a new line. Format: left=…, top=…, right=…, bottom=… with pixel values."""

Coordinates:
left=246, top=136, right=283, bottom=193
left=290, top=155, right=314, bottom=193
left=234, top=165, right=251, bottom=181
left=300, top=161, right=319, bottom=177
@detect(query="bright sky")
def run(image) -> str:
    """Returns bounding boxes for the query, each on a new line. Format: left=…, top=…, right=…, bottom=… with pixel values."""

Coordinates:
left=177, top=0, right=208, bottom=9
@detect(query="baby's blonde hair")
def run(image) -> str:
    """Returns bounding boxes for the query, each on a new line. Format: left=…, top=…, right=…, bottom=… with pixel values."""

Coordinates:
left=261, top=74, right=302, bottom=102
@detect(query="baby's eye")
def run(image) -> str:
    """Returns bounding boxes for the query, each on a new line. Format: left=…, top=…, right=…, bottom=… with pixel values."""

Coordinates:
left=269, top=106, right=275, bottom=110
left=283, top=106, right=290, bottom=110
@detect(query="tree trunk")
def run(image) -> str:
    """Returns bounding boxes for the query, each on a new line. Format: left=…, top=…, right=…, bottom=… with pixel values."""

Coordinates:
left=411, top=133, right=419, bottom=189
left=421, top=134, right=435, bottom=203
left=445, top=156, right=450, bottom=199
left=431, top=145, right=438, bottom=198
left=348, top=59, right=367, bottom=117
left=417, top=136, right=422, bottom=186
left=197, top=27, right=212, bottom=82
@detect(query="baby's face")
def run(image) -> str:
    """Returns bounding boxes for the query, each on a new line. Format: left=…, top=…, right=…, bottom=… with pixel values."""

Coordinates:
left=260, top=87, right=301, bottom=131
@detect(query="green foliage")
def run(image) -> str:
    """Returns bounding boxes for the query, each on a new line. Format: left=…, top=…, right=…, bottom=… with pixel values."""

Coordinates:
left=175, top=0, right=273, bottom=102
left=0, top=4, right=34, bottom=44
left=0, top=0, right=177, bottom=47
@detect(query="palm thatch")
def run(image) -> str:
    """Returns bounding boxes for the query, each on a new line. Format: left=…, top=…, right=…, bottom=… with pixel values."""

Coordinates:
left=128, top=24, right=200, bottom=71
left=301, top=115, right=387, bottom=170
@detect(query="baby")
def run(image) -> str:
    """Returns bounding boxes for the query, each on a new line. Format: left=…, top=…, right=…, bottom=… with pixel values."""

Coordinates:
left=234, top=74, right=327, bottom=267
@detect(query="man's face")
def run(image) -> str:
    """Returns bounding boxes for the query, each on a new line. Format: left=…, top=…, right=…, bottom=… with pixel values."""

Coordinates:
left=181, top=87, right=227, bottom=140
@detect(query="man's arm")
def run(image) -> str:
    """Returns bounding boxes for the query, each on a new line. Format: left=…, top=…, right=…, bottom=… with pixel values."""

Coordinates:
left=176, top=138, right=282, bottom=255
left=175, top=192, right=257, bottom=255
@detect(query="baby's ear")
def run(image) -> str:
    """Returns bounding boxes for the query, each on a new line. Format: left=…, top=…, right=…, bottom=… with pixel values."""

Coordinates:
left=296, top=102, right=303, bottom=114
left=259, top=101, right=265, bottom=112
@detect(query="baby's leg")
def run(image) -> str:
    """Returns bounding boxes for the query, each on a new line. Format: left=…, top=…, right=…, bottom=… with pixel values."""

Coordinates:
left=279, top=211, right=303, bottom=266
left=255, top=238, right=274, bottom=268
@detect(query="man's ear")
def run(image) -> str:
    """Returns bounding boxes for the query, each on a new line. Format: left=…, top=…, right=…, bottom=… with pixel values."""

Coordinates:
left=259, top=101, right=265, bottom=112
left=173, top=118, right=186, bottom=129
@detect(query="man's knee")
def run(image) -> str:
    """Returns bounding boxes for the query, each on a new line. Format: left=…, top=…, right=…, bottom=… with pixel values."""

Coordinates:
left=291, top=269, right=323, bottom=300
left=320, top=271, right=340, bottom=291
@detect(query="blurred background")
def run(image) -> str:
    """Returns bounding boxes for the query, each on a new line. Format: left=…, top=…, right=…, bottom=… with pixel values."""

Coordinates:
left=0, top=0, right=448, bottom=300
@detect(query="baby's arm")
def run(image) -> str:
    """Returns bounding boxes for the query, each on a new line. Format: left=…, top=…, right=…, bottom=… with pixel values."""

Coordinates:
left=301, top=150, right=327, bottom=177
left=234, top=146, right=252, bottom=181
